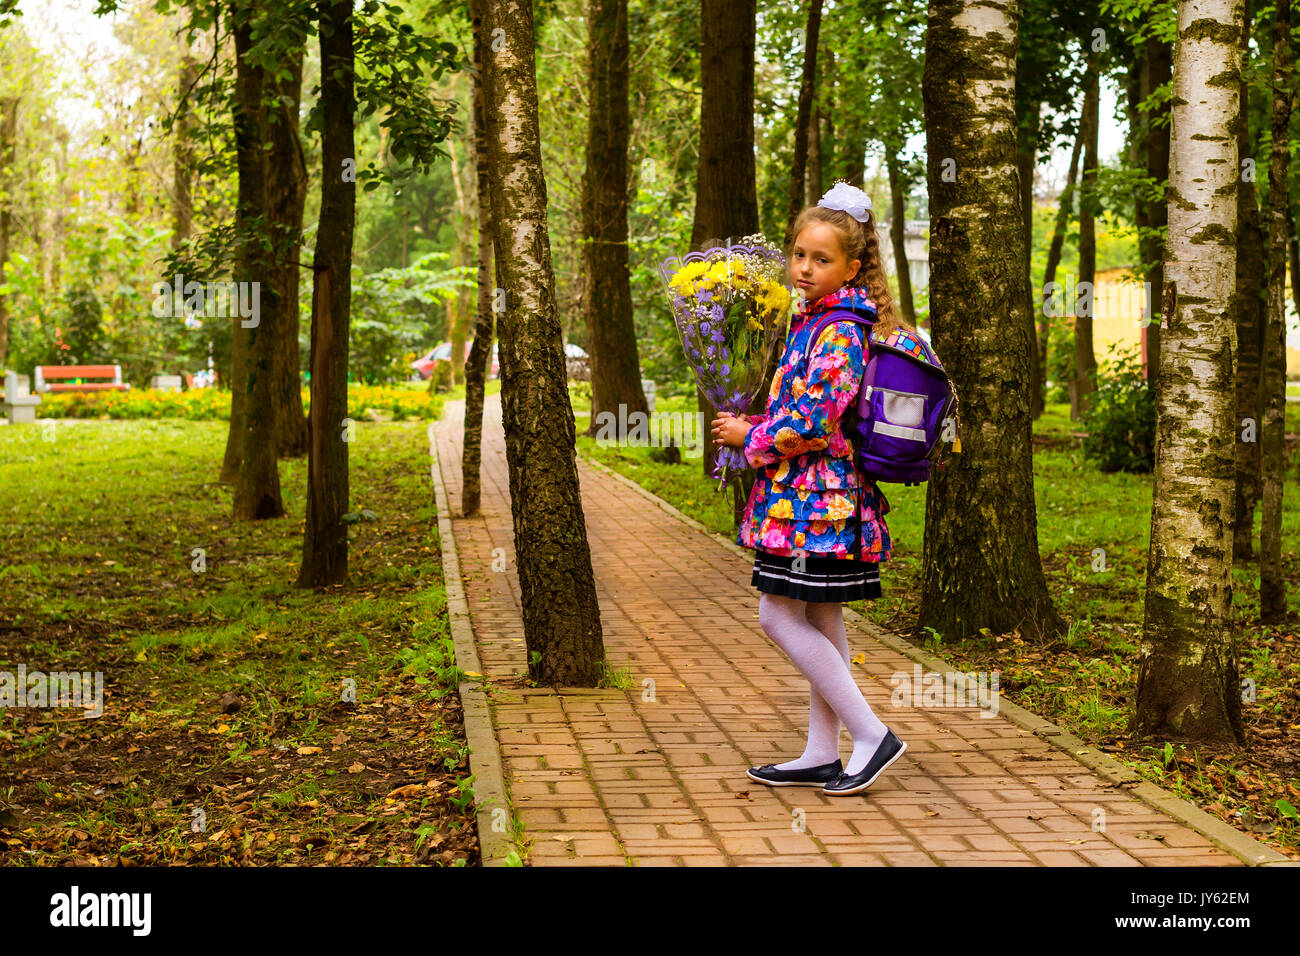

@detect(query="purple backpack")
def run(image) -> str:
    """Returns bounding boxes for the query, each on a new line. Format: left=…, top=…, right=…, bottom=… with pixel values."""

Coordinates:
left=803, top=309, right=961, bottom=486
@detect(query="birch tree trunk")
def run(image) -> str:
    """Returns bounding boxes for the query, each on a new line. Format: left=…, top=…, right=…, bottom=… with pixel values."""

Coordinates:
left=919, top=0, right=1064, bottom=641
left=1259, top=0, right=1291, bottom=622
left=1136, top=0, right=1245, bottom=742
left=478, top=0, right=606, bottom=684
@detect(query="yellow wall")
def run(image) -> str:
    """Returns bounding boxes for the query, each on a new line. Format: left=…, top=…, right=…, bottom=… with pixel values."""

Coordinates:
left=1087, top=266, right=1300, bottom=377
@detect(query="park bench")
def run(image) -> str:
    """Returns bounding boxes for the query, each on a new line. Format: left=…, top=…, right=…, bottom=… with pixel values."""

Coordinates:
left=34, top=364, right=130, bottom=393
left=1, top=371, right=42, bottom=424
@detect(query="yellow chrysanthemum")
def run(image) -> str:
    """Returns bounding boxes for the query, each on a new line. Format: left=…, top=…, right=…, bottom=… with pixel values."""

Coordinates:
left=768, top=498, right=794, bottom=520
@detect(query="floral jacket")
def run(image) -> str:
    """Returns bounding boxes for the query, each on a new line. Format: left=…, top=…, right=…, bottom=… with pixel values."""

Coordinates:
left=736, top=284, right=892, bottom=562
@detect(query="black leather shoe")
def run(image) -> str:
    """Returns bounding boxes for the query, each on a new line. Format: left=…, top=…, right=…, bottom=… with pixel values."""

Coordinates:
left=823, top=729, right=907, bottom=795
left=746, top=759, right=843, bottom=787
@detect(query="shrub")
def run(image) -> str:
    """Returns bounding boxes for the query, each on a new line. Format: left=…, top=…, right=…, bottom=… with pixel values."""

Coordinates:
left=1081, top=343, right=1155, bottom=473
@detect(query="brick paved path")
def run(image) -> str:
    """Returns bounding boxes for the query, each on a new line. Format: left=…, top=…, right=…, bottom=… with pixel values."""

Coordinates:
left=434, top=394, right=1242, bottom=866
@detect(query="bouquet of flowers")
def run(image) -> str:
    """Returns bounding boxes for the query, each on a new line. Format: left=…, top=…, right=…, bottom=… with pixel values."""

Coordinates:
left=658, top=234, right=795, bottom=490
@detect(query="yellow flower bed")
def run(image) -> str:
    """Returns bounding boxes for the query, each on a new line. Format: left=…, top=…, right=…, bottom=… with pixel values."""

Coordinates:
left=36, top=384, right=445, bottom=422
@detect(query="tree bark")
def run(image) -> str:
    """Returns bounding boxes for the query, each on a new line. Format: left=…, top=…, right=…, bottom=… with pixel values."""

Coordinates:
left=919, top=0, right=1064, bottom=641
left=268, top=50, right=310, bottom=459
left=695, top=0, right=761, bottom=482
left=1041, top=104, right=1082, bottom=401
left=0, top=96, right=17, bottom=373
left=1017, top=97, right=1044, bottom=419
left=1233, top=0, right=1266, bottom=560
left=885, top=150, right=916, bottom=325
left=297, top=0, right=356, bottom=586
left=806, top=104, right=823, bottom=207
left=1127, top=32, right=1172, bottom=397
left=783, top=0, right=823, bottom=251
left=172, top=57, right=198, bottom=251
left=1259, top=0, right=1290, bottom=622
left=448, top=132, right=470, bottom=388
left=582, top=0, right=648, bottom=438
left=231, top=3, right=284, bottom=521
left=478, top=0, right=606, bottom=684
left=1136, top=0, right=1244, bottom=743
left=462, top=0, right=496, bottom=518
left=1071, top=45, right=1100, bottom=420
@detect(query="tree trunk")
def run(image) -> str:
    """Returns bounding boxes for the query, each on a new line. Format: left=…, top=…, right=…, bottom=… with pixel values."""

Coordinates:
left=0, top=96, right=17, bottom=373
left=479, top=0, right=606, bottom=684
left=172, top=58, right=198, bottom=251
left=695, top=0, right=761, bottom=482
left=1233, top=0, right=1266, bottom=561
left=583, top=0, right=648, bottom=439
left=462, top=0, right=496, bottom=518
left=1142, top=35, right=1171, bottom=394
left=297, top=0, right=356, bottom=586
left=1071, top=46, right=1100, bottom=421
left=1127, top=32, right=1172, bottom=397
left=918, top=0, right=1064, bottom=642
left=1136, top=0, right=1244, bottom=743
left=1041, top=104, right=1082, bottom=401
left=267, top=49, right=309, bottom=459
left=783, top=0, right=823, bottom=251
left=231, top=3, right=284, bottom=521
left=448, top=132, right=470, bottom=388
left=885, top=149, right=916, bottom=325
left=1260, top=0, right=1291, bottom=622
left=1018, top=99, right=1044, bottom=419
left=1288, top=204, right=1300, bottom=315
left=805, top=104, right=822, bottom=207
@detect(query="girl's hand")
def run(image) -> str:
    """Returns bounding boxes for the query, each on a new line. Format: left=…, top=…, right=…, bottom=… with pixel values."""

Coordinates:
left=711, top=412, right=753, bottom=448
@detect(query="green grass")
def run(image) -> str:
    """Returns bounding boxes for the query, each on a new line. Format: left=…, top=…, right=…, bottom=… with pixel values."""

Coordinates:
left=0, top=419, right=478, bottom=866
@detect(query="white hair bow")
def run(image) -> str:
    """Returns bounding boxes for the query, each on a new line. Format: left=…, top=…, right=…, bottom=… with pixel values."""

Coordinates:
left=817, top=180, right=872, bottom=223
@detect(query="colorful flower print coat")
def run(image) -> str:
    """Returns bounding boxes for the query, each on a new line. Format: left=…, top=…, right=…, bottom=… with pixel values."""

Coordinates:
left=736, top=285, right=893, bottom=562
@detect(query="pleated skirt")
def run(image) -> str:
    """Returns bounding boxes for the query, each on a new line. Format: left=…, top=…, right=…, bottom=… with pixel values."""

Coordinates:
left=751, top=549, right=881, bottom=603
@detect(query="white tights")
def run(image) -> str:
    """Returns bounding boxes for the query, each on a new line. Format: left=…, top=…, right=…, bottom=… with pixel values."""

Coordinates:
left=757, top=592, right=888, bottom=775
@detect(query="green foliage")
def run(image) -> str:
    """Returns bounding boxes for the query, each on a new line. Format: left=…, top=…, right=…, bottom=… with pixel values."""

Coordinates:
left=1045, top=310, right=1076, bottom=405
left=346, top=252, right=471, bottom=384
left=1081, top=343, right=1156, bottom=473
left=56, top=286, right=108, bottom=365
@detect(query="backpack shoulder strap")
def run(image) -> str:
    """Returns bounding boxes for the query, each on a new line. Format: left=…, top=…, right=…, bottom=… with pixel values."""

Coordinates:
left=802, top=308, right=875, bottom=378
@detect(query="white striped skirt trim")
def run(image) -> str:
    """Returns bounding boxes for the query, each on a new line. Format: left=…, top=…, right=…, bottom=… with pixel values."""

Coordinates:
left=751, top=549, right=881, bottom=603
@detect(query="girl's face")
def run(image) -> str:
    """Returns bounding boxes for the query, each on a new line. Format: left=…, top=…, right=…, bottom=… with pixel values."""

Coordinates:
left=789, top=222, right=861, bottom=306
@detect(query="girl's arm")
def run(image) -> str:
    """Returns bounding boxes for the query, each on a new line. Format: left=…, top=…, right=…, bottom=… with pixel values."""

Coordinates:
left=741, top=323, right=864, bottom=469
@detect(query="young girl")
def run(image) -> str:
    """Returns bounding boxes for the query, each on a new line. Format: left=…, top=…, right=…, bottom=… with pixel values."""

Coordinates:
left=711, top=180, right=916, bottom=796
